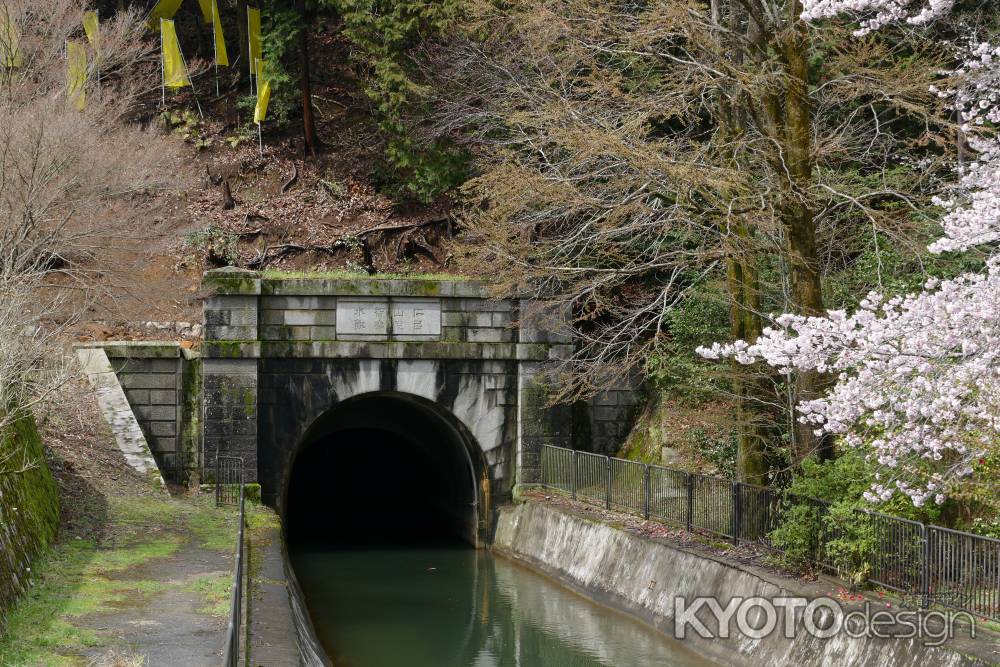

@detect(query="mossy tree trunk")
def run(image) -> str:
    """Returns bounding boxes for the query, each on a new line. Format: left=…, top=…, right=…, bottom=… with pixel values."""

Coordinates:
left=778, top=5, right=833, bottom=463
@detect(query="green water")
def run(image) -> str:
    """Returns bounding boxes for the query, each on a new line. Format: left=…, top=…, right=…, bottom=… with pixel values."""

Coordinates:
left=290, top=546, right=713, bottom=667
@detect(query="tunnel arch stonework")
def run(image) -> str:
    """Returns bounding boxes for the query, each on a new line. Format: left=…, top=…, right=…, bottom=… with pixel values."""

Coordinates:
left=198, top=271, right=640, bottom=526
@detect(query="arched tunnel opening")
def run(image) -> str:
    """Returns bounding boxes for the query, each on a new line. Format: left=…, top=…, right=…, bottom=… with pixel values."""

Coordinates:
left=284, top=392, right=483, bottom=550
left=284, top=393, right=487, bottom=663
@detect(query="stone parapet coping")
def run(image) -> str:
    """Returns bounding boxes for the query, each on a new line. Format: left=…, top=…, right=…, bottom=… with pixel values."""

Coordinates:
left=203, top=268, right=494, bottom=298
left=74, top=341, right=200, bottom=360
left=200, top=340, right=572, bottom=361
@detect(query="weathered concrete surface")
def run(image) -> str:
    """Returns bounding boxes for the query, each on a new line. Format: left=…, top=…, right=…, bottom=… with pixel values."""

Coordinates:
left=494, top=501, right=998, bottom=667
left=80, top=544, right=231, bottom=667
left=246, top=520, right=327, bottom=666
left=76, top=346, right=162, bottom=480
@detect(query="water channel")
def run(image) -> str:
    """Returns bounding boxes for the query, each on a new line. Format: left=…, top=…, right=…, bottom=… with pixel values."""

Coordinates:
left=290, top=542, right=714, bottom=667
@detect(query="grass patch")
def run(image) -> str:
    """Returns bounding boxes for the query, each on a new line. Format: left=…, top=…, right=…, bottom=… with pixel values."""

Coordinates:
left=0, top=492, right=240, bottom=665
left=0, top=538, right=169, bottom=665
left=184, top=573, right=232, bottom=618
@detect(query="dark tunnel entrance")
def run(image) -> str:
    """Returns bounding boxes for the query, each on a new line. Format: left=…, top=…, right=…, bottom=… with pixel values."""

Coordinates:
left=284, top=392, right=484, bottom=550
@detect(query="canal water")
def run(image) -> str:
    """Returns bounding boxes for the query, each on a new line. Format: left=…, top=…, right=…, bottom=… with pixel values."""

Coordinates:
left=291, top=543, right=713, bottom=667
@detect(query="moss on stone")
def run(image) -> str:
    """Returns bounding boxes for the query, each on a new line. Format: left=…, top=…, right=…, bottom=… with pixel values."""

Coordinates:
left=0, top=413, right=60, bottom=625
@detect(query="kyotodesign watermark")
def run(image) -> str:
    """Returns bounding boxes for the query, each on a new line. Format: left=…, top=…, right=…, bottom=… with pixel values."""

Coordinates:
left=673, top=595, right=976, bottom=647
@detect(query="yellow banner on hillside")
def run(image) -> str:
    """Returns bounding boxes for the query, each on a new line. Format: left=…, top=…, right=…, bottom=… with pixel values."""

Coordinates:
left=67, top=41, right=87, bottom=110
left=83, top=11, right=99, bottom=49
left=160, top=19, right=190, bottom=88
left=0, top=11, right=22, bottom=68
left=147, top=0, right=183, bottom=30
left=254, top=59, right=270, bottom=123
left=247, top=7, right=262, bottom=76
left=211, top=0, right=228, bottom=67
left=197, top=0, right=213, bottom=24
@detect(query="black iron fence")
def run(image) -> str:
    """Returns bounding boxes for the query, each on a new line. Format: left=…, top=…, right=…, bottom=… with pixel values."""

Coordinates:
left=539, top=444, right=1000, bottom=622
left=221, top=465, right=246, bottom=667
left=216, top=456, right=244, bottom=507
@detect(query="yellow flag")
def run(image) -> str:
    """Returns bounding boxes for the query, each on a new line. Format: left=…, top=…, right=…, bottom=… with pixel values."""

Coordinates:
left=160, top=19, right=190, bottom=88
left=211, top=0, right=228, bottom=67
left=0, top=10, right=21, bottom=68
left=147, top=0, right=183, bottom=30
left=67, top=41, right=87, bottom=110
left=197, top=0, right=213, bottom=25
left=83, top=11, right=99, bottom=49
left=254, top=59, right=270, bottom=123
left=247, top=7, right=262, bottom=76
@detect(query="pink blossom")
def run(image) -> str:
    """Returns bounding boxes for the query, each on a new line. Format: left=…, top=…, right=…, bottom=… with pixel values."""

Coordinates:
left=701, top=2, right=1000, bottom=505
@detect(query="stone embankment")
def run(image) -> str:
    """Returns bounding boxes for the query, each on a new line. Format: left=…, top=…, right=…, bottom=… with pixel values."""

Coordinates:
left=494, top=500, right=999, bottom=667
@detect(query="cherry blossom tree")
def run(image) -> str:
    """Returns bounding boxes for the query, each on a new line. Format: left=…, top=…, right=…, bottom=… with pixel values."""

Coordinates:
left=700, top=0, right=1000, bottom=506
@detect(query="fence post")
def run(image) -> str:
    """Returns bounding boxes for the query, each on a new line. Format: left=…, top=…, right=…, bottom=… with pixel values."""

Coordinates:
left=921, top=524, right=930, bottom=610
left=215, top=454, right=221, bottom=507
left=686, top=473, right=693, bottom=532
left=643, top=464, right=650, bottom=520
left=605, top=457, right=612, bottom=510
left=570, top=449, right=576, bottom=500
left=731, top=482, right=742, bottom=545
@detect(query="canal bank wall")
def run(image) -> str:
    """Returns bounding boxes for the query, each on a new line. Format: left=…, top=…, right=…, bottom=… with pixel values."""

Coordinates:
left=493, top=500, right=997, bottom=667
left=0, top=415, right=60, bottom=627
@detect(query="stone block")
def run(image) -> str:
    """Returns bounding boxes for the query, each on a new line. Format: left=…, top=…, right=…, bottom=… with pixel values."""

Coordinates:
left=593, top=391, right=618, bottom=406
left=206, top=325, right=257, bottom=341
left=149, top=435, right=177, bottom=453
left=124, top=389, right=150, bottom=405
left=283, top=310, right=332, bottom=326
left=149, top=390, right=176, bottom=405
left=204, top=310, right=230, bottom=326
left=467, top=328, right=510, bottom=343
left=119, top=373, right=177, bottom=390
left=148, top=421, right=177, bottom=437
left=204, top=295, right=258, bottom=311
left=135, top=405, right=176, bottom=421
left=444, top=299, right=514, bottom=313
left=594, top=405, right=629, bottom=422
left=309, top=326, right=338, bottom=340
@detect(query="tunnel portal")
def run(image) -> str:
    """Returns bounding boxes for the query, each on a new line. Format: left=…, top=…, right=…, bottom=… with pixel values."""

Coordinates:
left=286, top=392, right=483, bottom=548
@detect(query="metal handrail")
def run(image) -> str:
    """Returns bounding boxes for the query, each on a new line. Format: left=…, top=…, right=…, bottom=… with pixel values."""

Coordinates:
left=539, top=443, right=1000, bottom=621
left=221, top=472, right=246, bottom=666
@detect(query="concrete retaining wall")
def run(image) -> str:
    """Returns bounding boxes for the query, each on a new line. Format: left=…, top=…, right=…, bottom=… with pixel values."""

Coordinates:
left=494, top=501, right=994, bottom=667
left=78, top=342, right=201, bottom=474
left=0, top=416, right=60, bottom=626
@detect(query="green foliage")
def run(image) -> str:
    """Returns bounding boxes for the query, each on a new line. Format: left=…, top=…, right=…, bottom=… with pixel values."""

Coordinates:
left=686, top=427, right=737, bottom=476
left=824, top=227, right=986, bottom=312
left=646, top=281, right=730, bottom=403
left=183, top=226, right=240, bottom=266
left=769, top=450, right=946, bottom=583
left=160, top=109, right=211, bottom=148
left=238, top=5, right=301, bottom=128
left=329, top=0, right=469, bottom=201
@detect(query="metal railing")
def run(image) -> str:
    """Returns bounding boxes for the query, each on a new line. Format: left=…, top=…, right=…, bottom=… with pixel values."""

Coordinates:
left=221, top=468, right=246, bottom=667
left=539, top=444, right=1000, bottom=621
left=216, top=456, right=245, bottom=506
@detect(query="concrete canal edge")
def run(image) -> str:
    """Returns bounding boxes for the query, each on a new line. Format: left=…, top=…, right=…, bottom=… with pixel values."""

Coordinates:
left=247, top=520, right=330, bottom=666
left=493, top=500, right=999, bottom=667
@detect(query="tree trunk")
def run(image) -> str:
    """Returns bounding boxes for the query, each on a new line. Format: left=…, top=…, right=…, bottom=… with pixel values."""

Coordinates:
left=781, top=4, right=832, bottom=462
left=716, top=0, right=775, bottom=485
left=726, top=237, right=771, bottom=486
left=298, top=0, right=321, bottom=157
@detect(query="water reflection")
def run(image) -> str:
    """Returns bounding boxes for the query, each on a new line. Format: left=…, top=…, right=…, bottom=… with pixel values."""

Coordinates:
left=291, top=545, right=713, bottom=667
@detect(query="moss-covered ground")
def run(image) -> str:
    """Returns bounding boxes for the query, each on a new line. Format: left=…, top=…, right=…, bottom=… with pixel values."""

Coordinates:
left=0, top=493, right=262, bottom=666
